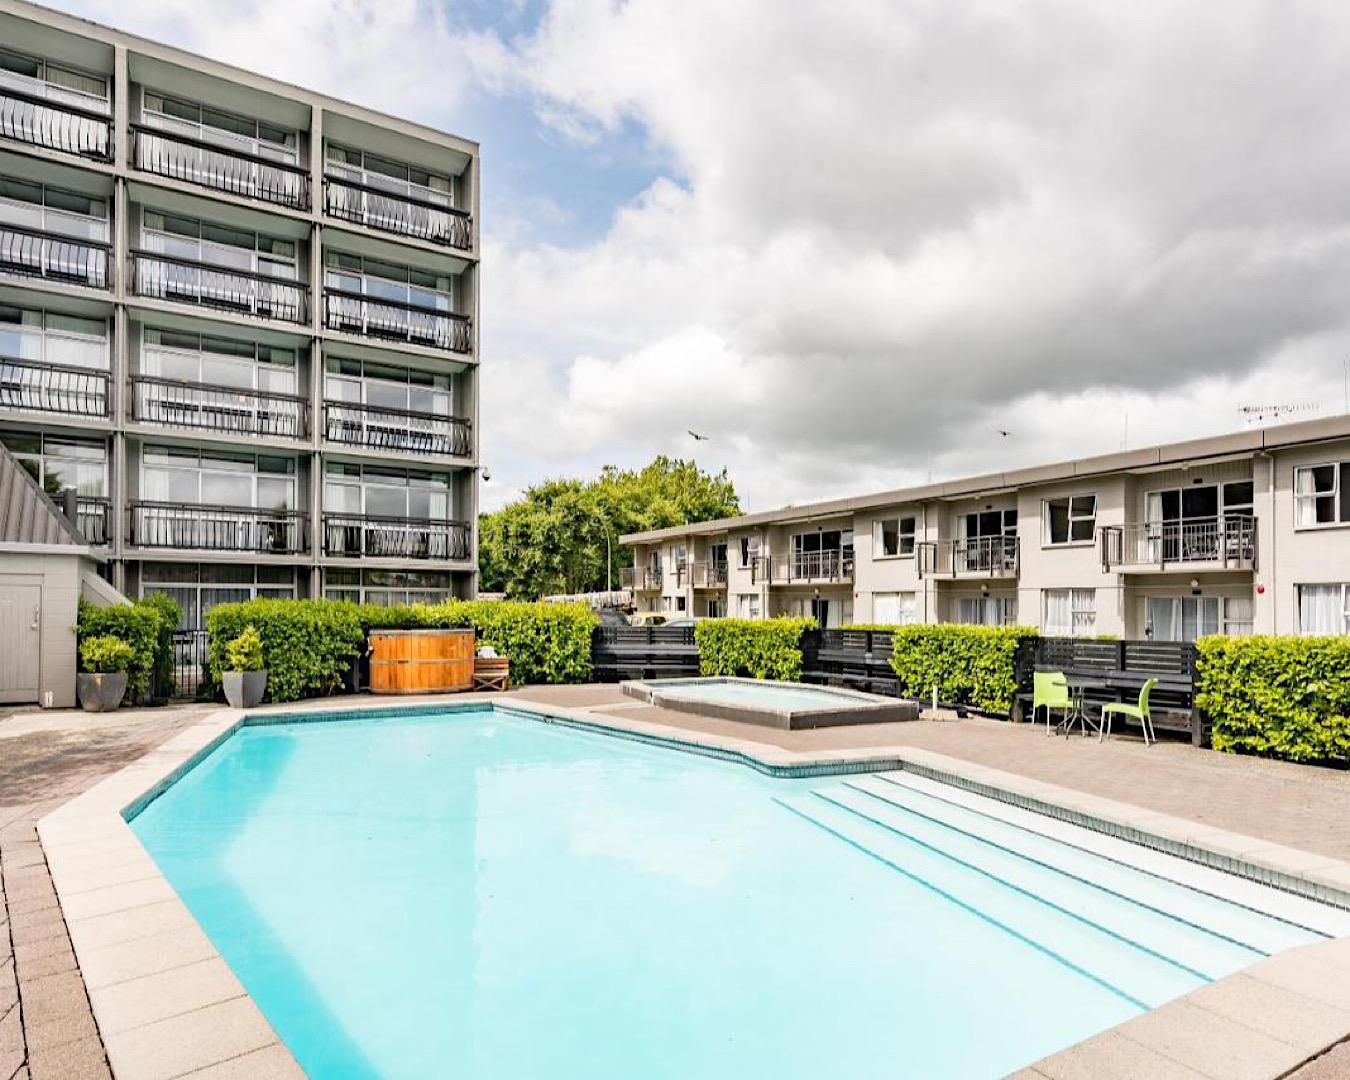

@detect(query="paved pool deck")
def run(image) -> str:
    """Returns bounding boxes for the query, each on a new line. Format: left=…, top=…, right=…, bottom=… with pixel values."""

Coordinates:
left=3, top=687, right=1350, bottom=1079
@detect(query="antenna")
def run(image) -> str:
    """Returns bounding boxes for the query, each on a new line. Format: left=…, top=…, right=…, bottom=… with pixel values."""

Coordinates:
left=1239, top=404, right=1318, bottom=426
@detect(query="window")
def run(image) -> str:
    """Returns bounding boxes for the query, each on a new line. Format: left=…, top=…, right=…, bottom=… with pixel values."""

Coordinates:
left=324, top=251, right=452, bottom=308
left=325, top=356, right=451, bottom=415
left=1, top=432, right=106, bottom=497
left=1299, top=585, right=1350, bottom=635
left=960, top=508, right=1017, bottom=539
left=1295, top=464, right=1350, bottom=528
left=143, top=91, right=297, bottom=161
left=325, top=144, right=453, bottom=205
left=324, top=568, right=451, bottom=606
left=674, top=544, right=688, bottom=571
left=142, top=446, right=295, bottom=509
left=738, top=534, right=761, bottom=568
left=1146, top=596, right=1252, bottom=641
left=0, top=48, right=109, bottom=104
left=143, top=328, right=296, bottom=390
left=0, top=305, right=107, bottom=369
left=956, top=597, right=1017, bottom=626
left=142, top=562, right=295, bottom=629
left=324, top=461, right=453, bottom=520
left=0, top=177, right=109, bottom=241
left=737, top=593, right=761, bottom=619
left=676, top=596, right=687, bottom=613
left=142, top=211, right=296, bottom=276
left=1045, top=496, right=1096, bottom=545
left=1043, top=589, right=1096, bottom=636
left=874, top=516, right=916, bottom=558
left=706, top=599, right=723, bottom=618
left=873, top=591, right=918, bottom=625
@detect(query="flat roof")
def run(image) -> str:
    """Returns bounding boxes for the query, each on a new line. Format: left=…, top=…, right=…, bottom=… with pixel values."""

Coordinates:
left=621, top=412, right=1350, bottom=544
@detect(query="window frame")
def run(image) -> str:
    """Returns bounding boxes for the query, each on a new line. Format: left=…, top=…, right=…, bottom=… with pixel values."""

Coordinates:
left=872, top=515, right=917, bottom=559
left=1042, top=588, right=1096, bottom=637
left=1294, top=462, right=1350, bottom=530
left=1042, top=494, right=1098, bottom=548
left=1298, top=583, right=1350, bottom=635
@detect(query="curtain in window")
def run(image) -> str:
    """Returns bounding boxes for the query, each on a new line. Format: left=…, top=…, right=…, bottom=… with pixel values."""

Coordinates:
left=1147, top=598, right=1179, bottom=641
left=1299, top=585, right=1343, bottom=635
left=1295, top=469, right=1321, bottom=528
left=898, top=593, right=918, bottom=625
left=873, top=592, right=900, bottom=624
left=1044, top=590, right=1071, bottom=636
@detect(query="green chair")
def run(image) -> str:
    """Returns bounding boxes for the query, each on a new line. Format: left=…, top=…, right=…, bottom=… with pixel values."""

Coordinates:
left=1032, top=671, right=1072, bottom=736
left=1100, top=679, right=1158, bottom=745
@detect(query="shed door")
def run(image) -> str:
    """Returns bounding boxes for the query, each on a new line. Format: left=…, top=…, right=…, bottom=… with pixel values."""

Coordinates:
left=0, top=584, right=41, bottom=703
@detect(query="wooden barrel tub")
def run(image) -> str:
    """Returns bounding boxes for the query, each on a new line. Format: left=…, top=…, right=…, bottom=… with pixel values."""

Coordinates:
left=368, top=628, right=475, bottom=695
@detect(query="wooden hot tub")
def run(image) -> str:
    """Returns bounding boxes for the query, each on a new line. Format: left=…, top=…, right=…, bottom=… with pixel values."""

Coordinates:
left=368, top=628, right=475, bottom=694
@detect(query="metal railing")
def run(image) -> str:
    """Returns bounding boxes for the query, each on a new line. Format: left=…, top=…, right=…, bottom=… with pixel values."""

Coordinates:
left=322, top=513, right=471, bottom=560
left=918, top=536, right=1020, bottom=578
left=77, top=495, right=110, bottom=545
left=129, top=501, right=307, bottom=553
left=0, top=356, right=110, bottom=417
left=0, top=222, right=111, bottom=289
left=0, top=80, right=111, bottom=160
left=323, top=400, right=471, bottom=457
left=691, top=560, right=728, bottom=587
left=322, top=288, right=472, bottom=353
left=129, top=250, right=308, bottom=325
left=770, top=550, right=855, bottom=584
left=166, top=629, right=210, bottom=700
left=131, top=375, right=309, bottom=438
left=619, top=566, right=663, bottom=590
left=323, top=175, right=472, bottom=250
left=132, top=124, right=311, bottom=210
left=1099, top=516, right=1258, bottom=571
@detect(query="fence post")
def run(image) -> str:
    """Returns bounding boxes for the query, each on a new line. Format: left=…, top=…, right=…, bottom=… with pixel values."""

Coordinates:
left=1188, top=644, right=1205, bottom=747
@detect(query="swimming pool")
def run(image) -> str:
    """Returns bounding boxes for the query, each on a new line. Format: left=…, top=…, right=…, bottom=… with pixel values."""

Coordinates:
left=130, top=707, right=1343, bottom=1079
left=622, top=676, right=919, bottom=727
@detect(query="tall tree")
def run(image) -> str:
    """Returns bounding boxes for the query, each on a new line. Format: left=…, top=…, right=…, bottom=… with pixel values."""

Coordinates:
left=478, top=457, right=740, bottom=599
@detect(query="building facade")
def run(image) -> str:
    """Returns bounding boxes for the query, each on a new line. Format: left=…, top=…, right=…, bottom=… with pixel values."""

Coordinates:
left=0, top=0, right=480, bottom=630
left=622, top=415, right=1350, bottom=641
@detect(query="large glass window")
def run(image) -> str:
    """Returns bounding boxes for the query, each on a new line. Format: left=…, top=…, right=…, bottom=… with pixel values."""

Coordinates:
left=0, top=177, right=108, bottom=241
left=736, top=593, right=761, bottom=619
left=323, top=252, right=452, bottom=309
left=738, top=534, right=760, bottom=568
left=873, top=591, right=918, bottom=625
left=1145, top=596, right=1252, bottom=641
left=326, top=144, right=452, bottom=203
left=141, top=210, right=295, bottom=276
left=324, top=567, right=452, bottom=606
left=142, top=446, right=296, bottom=508
left=142, top=91, right=297, bottom=161
left=0, top=48, right=108, bottom=105
left=1044, top=495, right=1096, bottom=545
left=141, top=327, right=296, bottom=391
left=142, top=562, right=295, bottom=630
left=1298, top=585, right=1350, bottom=635
left=324, top=356, right=451, bottom=414
left=1043, top=589, right=1096, bottom=636
left=1295, top=464, right=1350, bottom=528
left=956, top=596, right=1017, bottom=627
left=1, top=431, right=106, bottom=497
left=324, top=462, right=452, bottom=520
left=874, top=515, right=916, bottom=558
left=0, top=305, right=107, bottom=368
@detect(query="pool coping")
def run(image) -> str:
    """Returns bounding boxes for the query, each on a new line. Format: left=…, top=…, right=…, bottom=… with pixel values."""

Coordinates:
left=619, top=676, right=921, bottom=729
left=35, top=693, right=1350, bottom=1079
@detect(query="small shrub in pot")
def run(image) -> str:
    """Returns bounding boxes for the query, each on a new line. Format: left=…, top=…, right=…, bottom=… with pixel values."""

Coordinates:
left=222, top=625, right=268, bottom=709
left=77, top=635, right=135, bottom=713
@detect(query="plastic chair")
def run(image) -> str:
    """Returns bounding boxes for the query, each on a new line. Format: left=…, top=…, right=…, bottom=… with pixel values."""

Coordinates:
left=1100, top=678, right=1157, bottom=746
left=1032, top=671, right=1072, bottom=736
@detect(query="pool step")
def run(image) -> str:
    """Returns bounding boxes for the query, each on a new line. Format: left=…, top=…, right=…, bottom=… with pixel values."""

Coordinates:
left=852, top=772, right=1345, bottom=947
left=778, top=794, right=1220, bottom=1010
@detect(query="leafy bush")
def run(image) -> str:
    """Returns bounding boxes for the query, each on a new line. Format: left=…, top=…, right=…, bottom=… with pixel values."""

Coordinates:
left=885, top=624, right=1039, bottom=714
left=225, top=626, right=265, bottom=672
left=207, top=599, right=364, bottom=703
left=695, top=618, right=816, bottom=681
left=80, top=635, right=135, bottom=674
left=1196, top=635, right=1350, bottom=763
left=77, top=599, right=176, bottom=695
left=356, top=600, right=597, bottom=684
left=137, top=592, right=182, bottom=698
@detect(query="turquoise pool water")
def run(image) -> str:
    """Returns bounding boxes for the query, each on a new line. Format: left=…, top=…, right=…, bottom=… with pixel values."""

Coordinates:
left=131, top=708, right=1327, bottom=1079
left=650, top=678, right=877, bottom=710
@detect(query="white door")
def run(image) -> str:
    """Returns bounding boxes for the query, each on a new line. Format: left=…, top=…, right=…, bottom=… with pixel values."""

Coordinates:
left=0, top=584, right=41, bottom=703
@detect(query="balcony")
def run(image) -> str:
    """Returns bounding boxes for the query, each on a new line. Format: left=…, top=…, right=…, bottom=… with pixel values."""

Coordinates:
left=131, top=376, right=309, bottom=439
left=129, top=251, right=308, bottom=325
left=769, top=550, right=855, bottom=585
left=919, top=537, right=1020, bottom=579
left=619, top=566, right=663, bottom=591
left=77, top=495, right=110, bottom=545
left=132, top=124, right=310, bottom=210
left=1, top=223, right=111, bottom=290
left=1099, top=517, right=1257, bottom=572
left=322, top=288, right=471, bottom=354
left=322, top=513, right=470, bottom=560
left=129, top=501, right=307, bottom=553
left=323, top=175, right=471, bottom=250
left=0, top=356, right=109, bottom=417
left=0, top=72, right=111, bottom=160
left=679, top=560, right=728, bottom=588
left=323, top=401, right=471, bottom=458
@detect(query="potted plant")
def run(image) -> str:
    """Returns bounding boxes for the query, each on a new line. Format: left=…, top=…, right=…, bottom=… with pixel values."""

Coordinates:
left=222, top=625, right=268, bottom=708
left=77, top=635, right=134, bottom=713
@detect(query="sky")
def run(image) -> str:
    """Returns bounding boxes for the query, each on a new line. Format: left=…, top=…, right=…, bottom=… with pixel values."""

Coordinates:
left=47, top=0, right=1350, bottom=513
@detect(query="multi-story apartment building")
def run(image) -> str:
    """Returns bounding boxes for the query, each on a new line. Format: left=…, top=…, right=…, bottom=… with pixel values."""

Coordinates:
left=0, top=0, right=480, bottom=628
left=622, top=414, right=1350, bottom=641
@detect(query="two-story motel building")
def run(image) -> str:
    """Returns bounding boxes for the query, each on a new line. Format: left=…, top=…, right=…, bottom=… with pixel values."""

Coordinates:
left=622, top=414, right=1350, bottom=641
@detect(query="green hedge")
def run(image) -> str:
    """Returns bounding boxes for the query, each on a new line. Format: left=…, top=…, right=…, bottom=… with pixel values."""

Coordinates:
left=1196, top=635, right=1350, bottom=763
left=207, top=599, right=364, bottom=703
left=357, top=600, right=597, bottom=685
left=695, top=618, right=816, bottom=681
left=881, top=624, right=1039, bottom=714
left=76, top=597, right=180, bottom=697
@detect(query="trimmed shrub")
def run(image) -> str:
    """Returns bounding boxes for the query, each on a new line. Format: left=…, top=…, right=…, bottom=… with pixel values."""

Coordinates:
left=1196, top=635, right=1350, bottom=763
left=76, top=598, right=176, bottom=696
left=695, top=618, right=816, bottom=681
left=225, top=626, right=265, bottom=672
left=357, top=600, right=597, bottom=685
left=80, top=635, right=135, bottom=674
left=207, top=599, right=364, bottom=703
left=885, top=623, right=1039, bottom=714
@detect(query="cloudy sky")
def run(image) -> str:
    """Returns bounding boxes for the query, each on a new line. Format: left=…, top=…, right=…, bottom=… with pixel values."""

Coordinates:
left=50, top=0, right=1350, bottom=511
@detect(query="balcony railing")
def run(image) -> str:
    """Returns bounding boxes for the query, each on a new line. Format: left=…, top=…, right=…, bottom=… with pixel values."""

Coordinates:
left=323, top=401, right=471, bottom=458
left=132, top=124, right=311, bottom=210
left=770, top=550, right=855, bottom=584
left=688, top=560, right=728, bottom=587
left=1099, top=517, right=1258, bottom=572
left=129, top=501, right=307, bottom=553
left=0, top=78, right=111, bottom=160
left=1, top=223, right=111, bottom=289
left=130, top=250, right=308, bottom=325
left=919, top=537, right=1020, bottom=578
left=322, top=288, right=471, bottom=354
left=323, top=175, right=472, bottom=250
left=77, top=495, right=110, bottom=545
left=0, top=356, right=109, bottom=417
left=131, top=375, right=309, bottom=439
left=322, top=513, right=471, bottom=560
left=619, top=566, right=663, bottom=590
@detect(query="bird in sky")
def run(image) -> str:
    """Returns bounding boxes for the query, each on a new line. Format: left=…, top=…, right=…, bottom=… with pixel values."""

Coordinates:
left=688, top=430, right=710, bottom=441
left=997, top=429, right=1011, bottom=438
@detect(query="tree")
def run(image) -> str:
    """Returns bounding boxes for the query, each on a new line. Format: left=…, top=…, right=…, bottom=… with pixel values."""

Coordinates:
left=478, top=457, right=740, bottom=599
